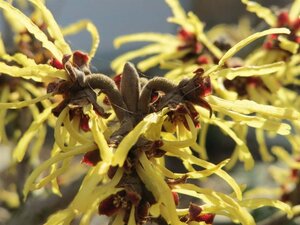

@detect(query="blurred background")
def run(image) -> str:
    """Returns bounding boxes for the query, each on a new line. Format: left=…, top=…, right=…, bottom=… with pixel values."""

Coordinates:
left=0, top=0, right=296, bottom=224
left=28, top=0, right=289, bottom=72
left=0, top=0, right=290, bottom=71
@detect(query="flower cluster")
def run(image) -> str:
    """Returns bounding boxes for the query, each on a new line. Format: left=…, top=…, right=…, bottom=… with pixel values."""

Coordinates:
left=0, top=0, right=299, bottom=225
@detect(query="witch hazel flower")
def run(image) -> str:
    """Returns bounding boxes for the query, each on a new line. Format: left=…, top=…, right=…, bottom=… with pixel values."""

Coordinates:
left=29, top=62, right=293, bottom=225
left=241, top=0, right=300, bottom=54
left=0, top=1, right=298, bottom=225
left=111, top=0, right=227, bottom=74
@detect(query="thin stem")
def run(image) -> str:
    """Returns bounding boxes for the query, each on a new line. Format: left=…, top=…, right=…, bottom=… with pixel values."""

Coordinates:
left=85, top=74, right=129, bottom=122
left=138, top=77, right=176, bottom=114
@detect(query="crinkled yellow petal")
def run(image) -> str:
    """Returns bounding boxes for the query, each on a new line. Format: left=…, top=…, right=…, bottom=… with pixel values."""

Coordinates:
left=44, top=208, right=77, bottom=225
left=269, top=165, right=290, bottom=185
left=12, top=105, right=54, bottom=162
left=0, top=62, right=67, bottom=81
left=165, top=0, right=186, bottom=20
left=197, top=122, right=209, bottom=159
left=137, top=152, right=184, bottom=225
left=0, top=1, right=63, bottom=60
left=21, top=81, right=53, bottom=109
left=20, top=86, right=40, bottom=119
left=241, top=0, right=277, bottom=27
left=211, top=105, right=292, bottom=135
left=213, top=120, right=254, bottom=170
left=278, top=36, right=299, bottom=54
left=62, top=19, right=99, bottom=59
left=54, top=107, right=70, bottom=151
left=112, top=109, right=168, bottom=167
left=245, top=49, right=269, bottom=65
left=286, top=135, right=300, bottom=153
left=162, top=116, right=197, bottom=149
left=0, top=189, right=20, bottom=208
left=72, top=167, right=123, bottom=213
left=292, top=205, right=300, bottom=215
left=272, top=146, right=300, bottom=169
left=289, top=0, right=300, bottom=20
left=167, top=16, right=193, bottom=32
left=29, top=0, right=72, bottom=56
left=85, top=106, right=112, bottom=162
left=175, top=183, right=255, bottom=225
left=63, top=114, right=92, bottom=145
left=0, top=85, right=9, bottom=143
left=114, top=33, right=178, bottom=48
left=112, top=120, right=151, bottom=166
left=209, top=78, right=238, bottom=101
left=111, top=44, right=167, bottom=73
left=260, top=76, right=281, bottom=94
left=189, top=222, right=207, bottom=225
left=34, top=158, right=71, bottom=192
left=48, top=144, right=62, bottom=196
left=218, top=28, right=290, bottom=67
left=112, top=211, right=125, bottom=225
left=79, top=205, right=98, bottom=225
left=164, top=62, right=198, bottom=79
left=3, top=9, right=25, bottom=34
left=30, top=125, right=47, bottom=162
left=156, top=159, right=229, bottom=179
left=161, top=145, right=242, bottom=200
left=240, top=198, right=293, bottom=218
left=23, top=143, right=96, bottom=199
left=73, top=163, right=110, bottom=210
left=225, top=147, right=240, bottom=170
left=244, top=187, right=281, bottom=199
left=213, top=62, right=285, bottom=80
left=1, top=53, right=37, bottom=67
left=208, top=95, right=300, bottom=120
left=255, top=129, right=274, bottom=162
left=137, top=49, right=189, bottom=72
left=128, top=207, right=137, bottom=225
left=191, top=142, right=208, bottom=160
left=188, top=12, right=223, bottom=59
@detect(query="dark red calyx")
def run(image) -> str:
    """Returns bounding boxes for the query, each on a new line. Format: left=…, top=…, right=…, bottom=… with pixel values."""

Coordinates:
left=198, top=76, right=212, bottom=97
left=72, top=51, right=89, bottom=67
left=292, top=18, right=300, bottom=30
left=108, top=166, right=118, bottom=179
left=178, top=28, right=194, bottom=41
left=47, top=81, right=57, bottom=93
left=49, top=58, right=64, bottom=69
left=246, top=77, right=263, bottom=87
left=197, top=55, right=209, bottom=65
left=81, top=149, right=101, bottom=166
left=195, top=213, right=215, bottom=224
left=125, top=189, right=141, bottom=206
left=113, top=74, right=122, bottom=89
left=263, top=40, right=274, bottom=49
left=194, top=42, right=203, bottom=54
left=80, top=114, right=90, bottom=132
left=192, top=68, right=212, bottom=97
left=172, top=192, right=179, bottom=206
left=277, top=11, right=290, bottom=27
left=189, top=203, right=202, bottom=220
left=98, top=193, right=122, bottom=216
